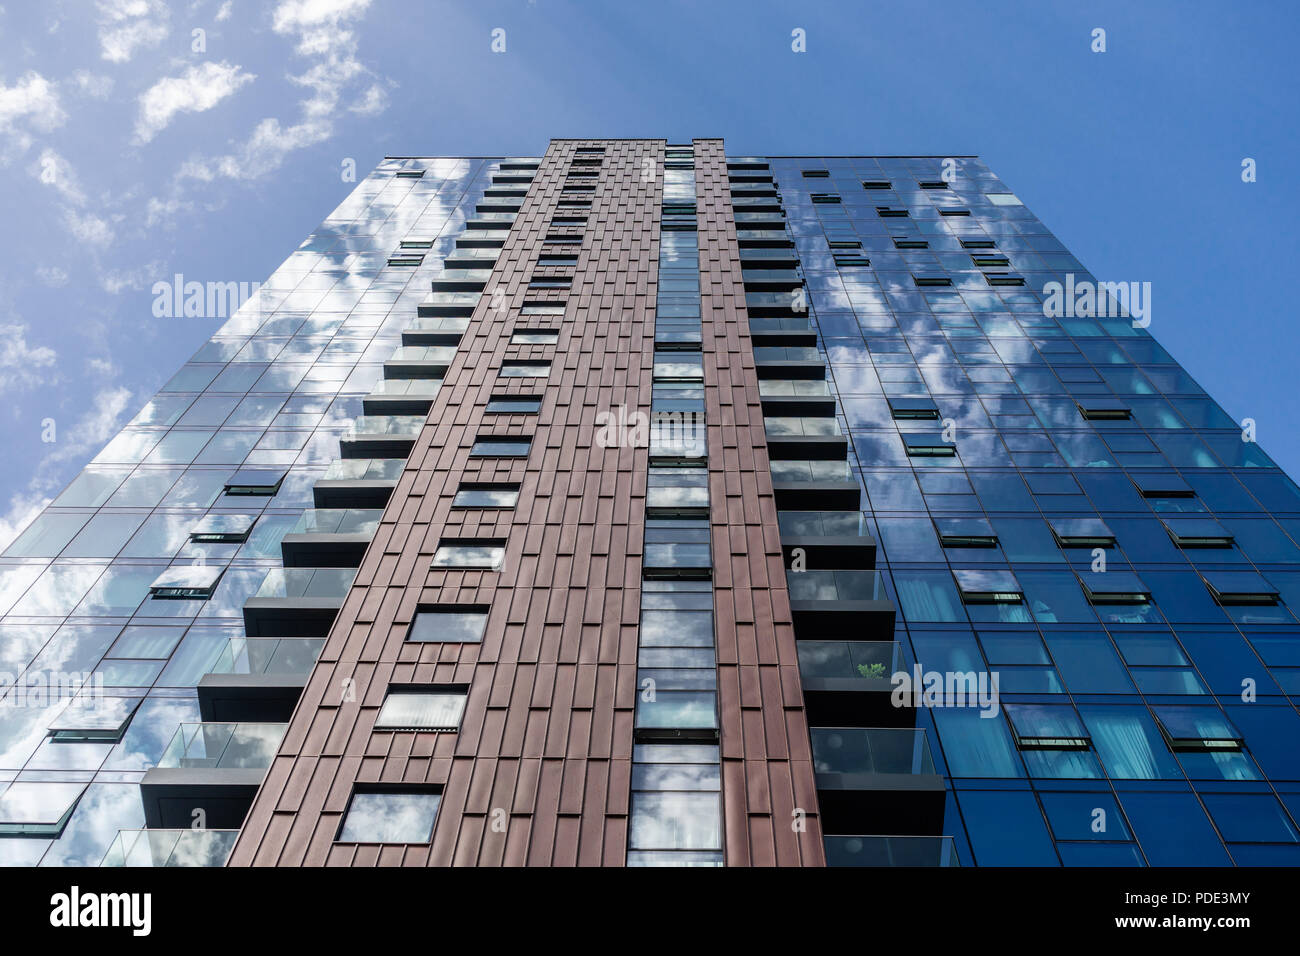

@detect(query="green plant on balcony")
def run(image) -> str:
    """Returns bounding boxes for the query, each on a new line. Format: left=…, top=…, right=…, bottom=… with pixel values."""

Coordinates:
left=857, top=662, right=887, bottom=679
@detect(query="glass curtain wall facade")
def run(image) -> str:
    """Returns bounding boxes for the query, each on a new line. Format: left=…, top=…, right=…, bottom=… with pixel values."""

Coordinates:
left=2, top=141, right=1299, bottom=867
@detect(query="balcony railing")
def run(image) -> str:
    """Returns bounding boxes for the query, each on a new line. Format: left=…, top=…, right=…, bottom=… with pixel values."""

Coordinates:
left=787, top=569, right=887, bottom=603
left=810, top=727, right=936, bottom=776
left=798, top=640, right=900, bottom=681
left=321, top=458, right=404, bottom=481
left=157, top=722, right=286, bottom=770
left=253, top=568, right=356, bottom=599
left=101, top=829, right=239, bottom=867
left=778, top=511, right=869, bottom=537
left=206, top=637, right=325, bottom=677
left=824, top=835, right=959, bottom=867
left=290, top=509, right=383, bottom=536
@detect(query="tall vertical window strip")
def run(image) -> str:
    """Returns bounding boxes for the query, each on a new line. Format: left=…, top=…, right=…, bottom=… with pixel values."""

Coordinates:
left=628, top=147, right=724, bottom=867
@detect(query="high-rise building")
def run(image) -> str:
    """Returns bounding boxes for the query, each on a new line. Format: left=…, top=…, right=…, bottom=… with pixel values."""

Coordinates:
left=3, top=139, right=1299, bottom=868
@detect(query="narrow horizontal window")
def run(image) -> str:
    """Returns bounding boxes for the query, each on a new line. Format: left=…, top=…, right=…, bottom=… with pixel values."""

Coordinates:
left=918, top=180, right=949, bottom=190
left=452, top=483, right=520, bottom=509
left=149, top=565, right=224, bottom=600
left=224, top=469, right=285, bottom=496
left=431, top=539, right=506, bottom=570
left=954, top=569, right=1023, bottom=604
left=500, top=360, right=551, bottom=377
left=375, top=688, right=467, bottom=731
left=189, top=514, right=256, bottom=543
left=1131, top=473, right=1194, bottom=499
left=1047, top=517, right=1115, bottom=548
left=960, top=238, right=996, bottom=249
left=984, top=272, right=1025, bottom=287
left=485, top=395, right=542, bottom=414
left=470, top=436, right=532, bottom=457
left=1202, top=571, right=1278, bottom=606
left=877, top=206, right=909, bottom=218
left=387, top=254, right=423, bottom=267
left=509, top=330, right=559, bottom=346
left=833, top=254, right=870, bottom=267
left=1076, top=398, right=1131, bottom=421
left=893, top=237, right=928, bottom=249
left=912, top=275, right=952, bottom=288
left=394, top=170, right=425, bottom=179
left=936, top=517, right=998, bottom=548
left=887, top=396, right=939, bottom=420
left=406, top=607, right=489, bottom=643
left=939, top=208, right=970, bottom=217
left=902, top=432, right=956, bottom=456
left=862, top=180, right=892, bottom=190
left=1161, top=518, right=1234, bottom=549
left=1080, top=572, right=1151, bottom=605
left=801, top=170, right=830, bottom=178
left=810, top=193, right=841, bottom=204
left=971, top=254, right=1010, bottom=268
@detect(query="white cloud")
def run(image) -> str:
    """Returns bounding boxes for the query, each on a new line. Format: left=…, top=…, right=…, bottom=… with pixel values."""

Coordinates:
left=175, top=0, right=382, bottom=183
left=72, top=70, right=115, bottom=99
left=35, top=266, right=70, bottom=287
left=0, top=323, right=57, bottom=392
left=0, top=72, right=66, bottom=157
left=134, top=60, right=255, bottom=143
left=30, top=148, right=86, bottom=204
left=0, top=386, right=134, bottom=553
left=215, top=1, right=233, bottom=22
left=100, top=260, right=163, bottom=293
left=96, top=0, right=170, bottom=63
left=62, top=208, right=115, bottom=245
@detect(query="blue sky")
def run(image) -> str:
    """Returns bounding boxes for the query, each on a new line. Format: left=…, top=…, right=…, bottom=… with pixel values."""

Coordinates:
left=0, top=0, right=1296, bottom=545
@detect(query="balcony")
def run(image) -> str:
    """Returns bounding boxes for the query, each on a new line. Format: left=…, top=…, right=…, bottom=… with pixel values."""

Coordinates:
left=811, top=727, right=946, bottom=834
left=362, top=377, right=442, bottom=416
left=797, top=640, right=906, bottom=726
left=747, top=317, right=816, bottom=347
left=741, top=268, right=802, bottom=292
left=339, top=414, right=425, bottom=458
left=198, top=636, right=325, bottom=721
left=787, top=569, right=894, bottom=635
left=313, top=457, right=403, bottom=508
left=764, top=416, right=847, bottom=461
left=777, top=510, right=877, bottom=569
left=770, top=459, right=860, bottom=510
left=754, top=345, right=824, bottom=377
left=243, top=567, right=356, bottom=636
left=384, top=345, right=457, bottom=378
left=139, top=722, right=285, bottom=829
left=401, top=316, right=470, bottom=346
left=824, top=835, right=959, bottom=867
left=757, top=378, right=836, bottom=416
left=280, top=508, right=382, bottom=568
left=747, top=292, right=810, bottom=319
left=428, top=268, right=492, bottom=292
left=101, top=829, right=239, bottom=867
left=418, top=291, right=481, bottom=317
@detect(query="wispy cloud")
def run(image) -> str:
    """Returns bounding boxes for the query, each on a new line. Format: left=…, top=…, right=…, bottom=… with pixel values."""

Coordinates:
left=0, top=71, right=66, bottom=158
left=135, top=60, right=255, bottom=143
left=96, top=0, right=171, bottom=64
left=0, top=322, right=57, bottom=392
left=0, top=386, right=134, bottom=552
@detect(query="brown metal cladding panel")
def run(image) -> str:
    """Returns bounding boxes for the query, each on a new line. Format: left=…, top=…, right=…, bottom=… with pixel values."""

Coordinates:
left=694, top=139, right=824, bottom=866
left=231, top=140, right=661, bottom=866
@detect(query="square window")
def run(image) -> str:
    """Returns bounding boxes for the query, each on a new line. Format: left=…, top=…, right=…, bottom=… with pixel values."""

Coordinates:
left=1005, top=704, right=1091, bottom=750
left=452, top=484, right=520, bottom=508
left=1080, top=571, right=1150, bottom=605
left=1161, top=517, right=1234, bottom=548
left=902, top=432, right=956, bottom=457
left=337, top=789, right=441, bottom=843
left=375, top=688, right=467, bottom=731
left=485, top=395, right=542, bottom=414
left=189, top=514, right=256, bottom=543
left=1047, top=517, right=1115, bottom=548
left=953, top=569, right=1023, bottom=604
left=1152, top=706, right=1243, bottom=752
left=1202, top=570, right=1278, bottom=606
left=148, top=565, right=224, bottom=599
left=406, top=607, right=488, bottom=643
left=0, top=782, right=85, bottom=836
left=499, top=360, right=551, bottom=377
left=935, top=517, right=998, bottom=548
left=470, top=436, right=531, bottom=457
left=1131, top=473, right=1194, bottom=498
left=431, top=540, right=506, bottom=570
left=888, top=396, right=939, bottom=420
left=223, top=469, right=285, bottom=496
left=1077, top=398, right=1132, bottom=421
